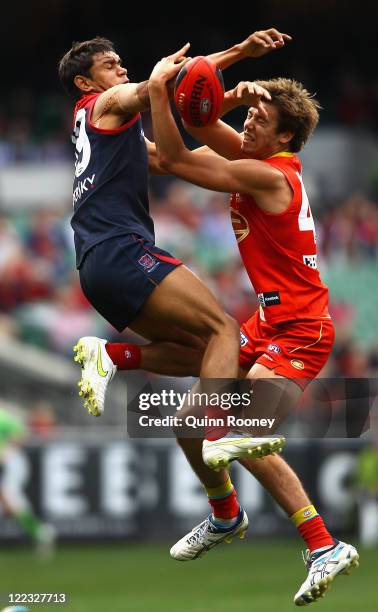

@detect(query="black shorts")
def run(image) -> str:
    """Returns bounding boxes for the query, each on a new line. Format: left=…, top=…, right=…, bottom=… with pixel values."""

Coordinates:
left=79, top=234, right=182, bottom=332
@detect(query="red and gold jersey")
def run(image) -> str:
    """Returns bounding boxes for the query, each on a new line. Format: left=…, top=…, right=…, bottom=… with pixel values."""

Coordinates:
left=230, top=153, right=330, bottom=324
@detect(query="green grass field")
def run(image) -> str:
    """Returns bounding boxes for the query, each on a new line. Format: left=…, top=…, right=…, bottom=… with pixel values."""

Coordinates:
left=1, top=540, right=376, bottom=611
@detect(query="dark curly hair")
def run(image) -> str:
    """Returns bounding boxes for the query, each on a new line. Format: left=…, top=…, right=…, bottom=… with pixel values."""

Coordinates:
left=58, top=36, right=115, bottom=98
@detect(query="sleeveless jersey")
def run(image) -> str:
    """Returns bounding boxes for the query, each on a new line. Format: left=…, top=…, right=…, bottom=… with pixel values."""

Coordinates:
left=71, top=93, right=154, bottom=267
left=230, top=153, right=330, bottom=324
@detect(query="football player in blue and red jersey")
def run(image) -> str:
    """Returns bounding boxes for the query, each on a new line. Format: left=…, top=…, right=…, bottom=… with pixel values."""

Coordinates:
left=58, top=30, right=290, bottom=412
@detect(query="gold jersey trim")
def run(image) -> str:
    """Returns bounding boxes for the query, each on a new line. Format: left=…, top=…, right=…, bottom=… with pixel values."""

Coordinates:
left=269, top=151, right=294, bottom=158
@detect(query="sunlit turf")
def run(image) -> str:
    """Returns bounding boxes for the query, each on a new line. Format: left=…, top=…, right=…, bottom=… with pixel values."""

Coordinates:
left=1, top=540, right=376, bottom=611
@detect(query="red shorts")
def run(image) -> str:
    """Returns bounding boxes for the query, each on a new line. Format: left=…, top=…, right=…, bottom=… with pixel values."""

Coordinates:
left=239, top=312, right=334, bottom=389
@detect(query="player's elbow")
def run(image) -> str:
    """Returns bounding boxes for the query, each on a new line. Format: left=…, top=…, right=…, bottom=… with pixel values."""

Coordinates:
left=157, top=154, right=176, bottom=171
left=156, top=146, right=189, bottom=173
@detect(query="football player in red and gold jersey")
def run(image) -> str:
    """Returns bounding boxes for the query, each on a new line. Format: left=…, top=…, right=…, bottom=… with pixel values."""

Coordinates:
left=148, top=52, right=359, bottom=605
left=150, top=70, right=332, bottom=388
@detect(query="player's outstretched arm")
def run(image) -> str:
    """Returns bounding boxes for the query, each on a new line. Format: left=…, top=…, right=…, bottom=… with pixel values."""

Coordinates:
left=183, top=81, right=272, bottom=160
left=185, top=119, right=243, bottom=161
left=149, top=51, right=281, bottom=197
left=146, top=137, right=223, bottom=174
left=92, top=43, right=191, bottom=126
left=207, top=28, right=292, bottom=70
left=90, top=81, right=152, bottom=129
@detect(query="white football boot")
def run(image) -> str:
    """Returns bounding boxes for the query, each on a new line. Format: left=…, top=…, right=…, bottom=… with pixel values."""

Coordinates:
left=170, top=507, right=248, bottom=561
left=203, top=435, right=285, bottom=471
left=73, top=337, right=117, bottom=416
left=294, top=539, right=359, bottom=606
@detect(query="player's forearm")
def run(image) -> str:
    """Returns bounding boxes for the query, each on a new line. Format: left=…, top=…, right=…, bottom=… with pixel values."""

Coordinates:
left=147, top=149, right=170, bottom=176
left=113, top=80, right=151, bottom=115
left=135, top=80, right=151, bottom=111
left=221, top=89, right=243, bottom=116
left=183, top=119, right=242, bottom=161
left=149, top=83, right=186, bottom=166
left=207, top=43, right=246, bottom=71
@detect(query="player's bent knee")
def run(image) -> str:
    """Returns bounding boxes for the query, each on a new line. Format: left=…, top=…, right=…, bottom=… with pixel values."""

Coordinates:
left=204, top=311, right=239, bottom=339
left=224, top=313, right=240, bottom=334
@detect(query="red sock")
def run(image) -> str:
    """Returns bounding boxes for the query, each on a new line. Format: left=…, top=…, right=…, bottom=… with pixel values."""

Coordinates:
left=210, top=488, right=240, bottom=519
left=292, top=505, right=334, bottom=552
left=105, top=343, right=141, bottom=370
left=298, top=515, right=334, bottom=552
left=205, top=478, right=240, bottom=519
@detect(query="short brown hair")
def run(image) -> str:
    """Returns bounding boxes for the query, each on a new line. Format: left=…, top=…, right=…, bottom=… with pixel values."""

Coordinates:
left=58, top=36, right=115, bottom=98
left=255, top=78, right=321, bottom=152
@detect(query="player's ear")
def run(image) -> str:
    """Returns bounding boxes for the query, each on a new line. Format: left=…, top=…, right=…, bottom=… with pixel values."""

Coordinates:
left=74, top=74, right=94, bottom=94
left=278, top=131, right=294, bottom=147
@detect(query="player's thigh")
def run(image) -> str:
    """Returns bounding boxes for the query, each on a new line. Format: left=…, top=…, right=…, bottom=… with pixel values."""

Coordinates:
left=129, top=312, right=206, bottom=350
left=247, top=362, right=286, bottom=380
left=247, top=362, right=301, bottom=396
left=138, top=265, right=237, bottom=338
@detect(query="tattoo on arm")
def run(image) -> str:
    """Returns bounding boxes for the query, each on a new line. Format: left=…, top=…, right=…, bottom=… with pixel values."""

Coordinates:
left=136, top=80, right=151, bottom=110
left=95, top=93, right=118, bottom=125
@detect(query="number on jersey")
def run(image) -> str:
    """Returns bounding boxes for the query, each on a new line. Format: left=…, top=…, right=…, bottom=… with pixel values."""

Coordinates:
left=297, top=172, right=316, bottom=243
left=72, top=108, right=91, bottom=178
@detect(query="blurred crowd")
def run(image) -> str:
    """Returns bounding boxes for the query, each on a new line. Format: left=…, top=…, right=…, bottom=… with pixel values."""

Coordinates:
left=318, top=194, right=378, bottom=261
left=0, top=92, right=70, bottom=165
left=0, top=178, right=377, bottom=377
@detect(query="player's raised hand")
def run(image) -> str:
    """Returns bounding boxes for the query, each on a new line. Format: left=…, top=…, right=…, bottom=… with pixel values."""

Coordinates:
left=150, top=43, right=191, bottom=85
left=228, top=81, right=272, bottom=118
left=240, top=28, right=292, bottom=58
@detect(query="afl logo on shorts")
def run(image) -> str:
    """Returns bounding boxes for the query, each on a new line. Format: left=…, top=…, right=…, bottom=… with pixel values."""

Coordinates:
left=267, top=343, right=281, bottom=354
left=291, top=359, right=305, bottom=370
left=231, top=207, right=250, bottom=243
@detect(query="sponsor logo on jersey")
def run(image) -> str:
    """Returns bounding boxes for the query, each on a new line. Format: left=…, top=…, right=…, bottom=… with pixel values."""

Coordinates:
left=291, top=359, right=305, bottom=370
left=303, top=254, right=318, bottom=269
left=138, top=253, right=160, bottom=272
left=261, top=353, right=274, bottom=361
left=267, top=343, right=281, bottom=354
left=240, top=331, right=249, bottom=347
left=258, top=291, right=281, bottom=307
left=230, top=207, right=250, bottom=243
left=73, top=173, right=96, bottom=205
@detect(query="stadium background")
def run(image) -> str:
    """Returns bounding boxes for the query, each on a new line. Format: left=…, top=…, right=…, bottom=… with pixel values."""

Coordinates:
left=0, top=1, right=377, bottom=610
